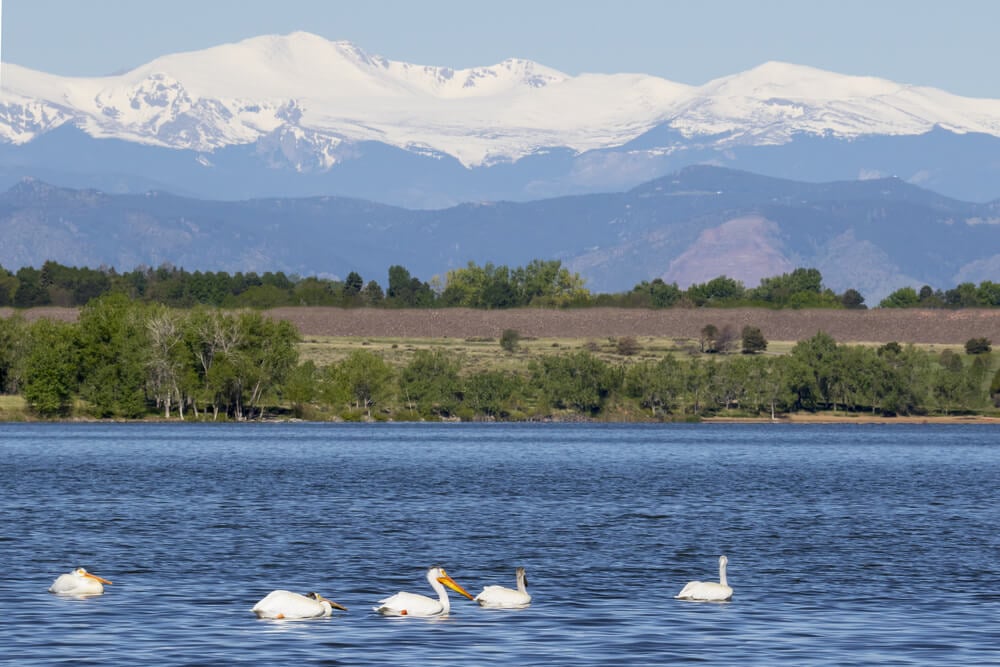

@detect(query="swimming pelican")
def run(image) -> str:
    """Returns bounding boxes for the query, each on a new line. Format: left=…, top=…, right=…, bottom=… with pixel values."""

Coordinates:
left=374, top=566, right=474, bottom=617
left=675, top=555, right=733, bottom=602
left=475, top=567, right=532, bottom=608
left=251, top=590, right=348, bottom=620
left=48, top=568, right=113, bottom=597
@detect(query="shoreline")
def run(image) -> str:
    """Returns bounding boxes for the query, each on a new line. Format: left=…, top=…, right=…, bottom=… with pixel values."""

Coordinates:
left=703, top=414, right=1000, bottom=424
left=2, top=413, right=998, bottom=425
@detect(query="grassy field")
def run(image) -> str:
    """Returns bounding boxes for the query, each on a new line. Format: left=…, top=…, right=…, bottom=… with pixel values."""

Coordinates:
left=0, top=395, right=27, bottom=421
left=297, top=333, right=971, bottom=372
left=298, top=334, right=723, bottom=373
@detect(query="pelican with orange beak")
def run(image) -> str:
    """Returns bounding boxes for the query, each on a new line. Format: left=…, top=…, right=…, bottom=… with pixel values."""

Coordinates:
left=374, top=566, right=474, bottom=617
left=252, top=590, right=348, bottom=620
left=49, top=568, right=113, bottom=597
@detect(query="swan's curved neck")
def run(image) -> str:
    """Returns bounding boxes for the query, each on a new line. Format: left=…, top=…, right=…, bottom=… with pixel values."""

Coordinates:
left=719, top=560, right=728, bottom=587
left=517, top=572, right=528, bottom=594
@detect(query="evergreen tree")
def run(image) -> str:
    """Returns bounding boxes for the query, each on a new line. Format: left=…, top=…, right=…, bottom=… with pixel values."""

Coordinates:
left=343, top=271, right=364, bottom=297
left=13, top=267, right=51, bottom=308
left=840, top=288, right=866, bottom=309
left=964, top=337, right=992, bottom=355
left=741, top=325, right=768, bottom=354
left=362, top=280, right=385, bottom=304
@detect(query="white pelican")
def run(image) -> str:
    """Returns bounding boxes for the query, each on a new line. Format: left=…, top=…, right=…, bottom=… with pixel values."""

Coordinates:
left=48, top=568, right=113, bottom=597
left=251, top=590, right=348, bottom=620
left=374, top=566, right=474, bottom=617
left=475, top=567, right=532, bottom=608
left=675, top=555, right=733, bottom=602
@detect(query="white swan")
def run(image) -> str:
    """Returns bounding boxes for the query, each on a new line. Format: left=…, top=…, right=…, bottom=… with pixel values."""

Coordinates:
left=675, top=555, right=733, bottom=602
left=475, top=567, right=532, bottom=608
left=48, top=568, right=113, bottom=597
left=252, top=590, right=348, bottom=619
left=374, top=566, right=474, bottom=617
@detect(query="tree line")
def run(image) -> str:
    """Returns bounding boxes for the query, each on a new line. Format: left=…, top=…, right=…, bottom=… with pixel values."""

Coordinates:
left=4, top=260, right=1000, bottom=311
left=0, top=294, right=299, bottom=420
left=1, top=296, right=997, bottom=421
left=879, top=282, right=1000, bottom=308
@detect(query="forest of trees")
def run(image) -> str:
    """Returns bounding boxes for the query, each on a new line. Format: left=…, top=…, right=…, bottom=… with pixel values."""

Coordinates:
left=0, top=295, right=997, bottom=421
left=3, top=260, right=1000, bottom=311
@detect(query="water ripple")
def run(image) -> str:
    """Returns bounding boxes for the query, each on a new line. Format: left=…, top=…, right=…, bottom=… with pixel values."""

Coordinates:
left=1, top=422, right=998, bottom=665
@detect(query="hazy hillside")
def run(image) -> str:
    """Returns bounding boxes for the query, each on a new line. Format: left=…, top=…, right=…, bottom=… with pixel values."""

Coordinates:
left=1, top=166, right=998, bottom=303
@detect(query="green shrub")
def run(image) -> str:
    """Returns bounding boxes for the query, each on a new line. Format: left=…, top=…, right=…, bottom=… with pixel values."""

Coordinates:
left=500, top=328, right=521, bottom=352
left=965, top=337, right=992, bottom=355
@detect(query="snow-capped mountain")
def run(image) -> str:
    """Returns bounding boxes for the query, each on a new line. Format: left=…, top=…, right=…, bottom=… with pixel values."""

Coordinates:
left=666, top=61, right=1000, bottom=143
left=0, top=32, right=687, bottom=165
left=3, top=32, right=1000, bottom=206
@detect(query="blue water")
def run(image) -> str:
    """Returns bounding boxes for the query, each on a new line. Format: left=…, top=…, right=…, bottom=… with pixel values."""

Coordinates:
left=1, top=423, right=998, bottom=665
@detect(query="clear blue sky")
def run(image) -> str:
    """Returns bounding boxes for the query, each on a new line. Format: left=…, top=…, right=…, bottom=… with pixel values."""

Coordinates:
left=3, top=0, right=999, bottom=98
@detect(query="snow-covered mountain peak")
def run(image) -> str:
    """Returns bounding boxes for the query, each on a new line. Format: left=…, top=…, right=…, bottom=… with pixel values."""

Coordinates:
left=121, top=32, right=395, bottom=99
left=701, top=60, right=904, bottom=100
left=418, top=57, right=567, bottom=97
left=3, top=32, right=1000, bottom=166
left=240, top=32, right=392, bottom=74
left=664, top=60, right=1000, bottom=145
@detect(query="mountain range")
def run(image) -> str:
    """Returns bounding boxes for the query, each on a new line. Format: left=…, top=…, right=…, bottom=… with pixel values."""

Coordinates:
left=2, top=166, right=998, bottom=304
left=3, top=32, right=1000, bottom=208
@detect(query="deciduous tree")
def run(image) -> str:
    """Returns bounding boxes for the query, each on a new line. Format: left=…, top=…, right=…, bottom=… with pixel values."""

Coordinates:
left=623, top=355, right=684, bottom=417
left=462, top=370, right=523, bottom=419
left=0, top=314, right=28, bottom=393
left=22, top=319, right=78, bottom=416
left=530, top=351, right=618, bottom=415
left=399, top=349, right=461, bottom=417
left=77, top=293, right=149, bottom=418
left=324, top=350, right=395, bottom=418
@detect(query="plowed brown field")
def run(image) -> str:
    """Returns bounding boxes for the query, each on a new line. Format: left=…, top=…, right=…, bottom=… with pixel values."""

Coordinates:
left=5, top=306, right=999, bottom=345
left=264, top=307, right=1000, bottom=345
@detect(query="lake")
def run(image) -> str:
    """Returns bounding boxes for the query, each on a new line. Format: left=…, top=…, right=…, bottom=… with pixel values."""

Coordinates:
left=1, top=422, right=998, bottom=665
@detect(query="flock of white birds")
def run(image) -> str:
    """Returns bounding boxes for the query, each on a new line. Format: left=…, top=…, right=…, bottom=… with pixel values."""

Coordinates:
left=47, top=556, right=732, bottom=619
